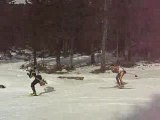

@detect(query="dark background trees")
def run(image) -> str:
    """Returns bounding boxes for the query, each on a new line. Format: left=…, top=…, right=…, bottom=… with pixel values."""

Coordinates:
left=0, top=0, right=160, bottom=68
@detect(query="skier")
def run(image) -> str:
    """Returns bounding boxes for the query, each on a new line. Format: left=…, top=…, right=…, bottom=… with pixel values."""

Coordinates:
left=30, top=73, right=47, bottom=96
left=110, top=63, right=126, bottom=88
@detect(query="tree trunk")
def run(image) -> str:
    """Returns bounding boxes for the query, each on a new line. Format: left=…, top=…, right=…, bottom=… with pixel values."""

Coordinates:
left=42, top=50, right=45, bottom=67
left=69, top=38, right=74, bottom=68
left=116, top=33, right=119, bottom=61
left=90, top=44, right=96, bottom=65
left=56, top=50, right=61, bottom=71
left=33, top=49, right=37, bottom=67
left=91, top=53, right=95, bottom=65
left=69, top=52, right=73, bottom=68
left=128, top=49, right=131, bottom=61
left=101, top=0, right=108, bottom=72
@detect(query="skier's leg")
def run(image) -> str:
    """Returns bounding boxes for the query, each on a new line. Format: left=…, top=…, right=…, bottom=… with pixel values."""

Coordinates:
left=31, top=80, right=39, bottom=95
left=116, top=73, right=121, bottom=86
left=29, top=70, right=32, bottom=78
left=120, top=72, right=125, bottom=85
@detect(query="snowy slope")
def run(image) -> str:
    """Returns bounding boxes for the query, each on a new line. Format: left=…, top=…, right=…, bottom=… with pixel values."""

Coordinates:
left=0, top=61, right=160, bottom=120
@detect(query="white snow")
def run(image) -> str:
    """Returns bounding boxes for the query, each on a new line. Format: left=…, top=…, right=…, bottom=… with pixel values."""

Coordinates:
left=14, top=0, right=26, bottom=4
left=0, top=61, right=160, bottom=120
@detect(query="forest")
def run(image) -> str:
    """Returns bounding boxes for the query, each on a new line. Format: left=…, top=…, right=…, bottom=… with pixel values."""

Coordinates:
left=0, top=0, right=159, bottom=72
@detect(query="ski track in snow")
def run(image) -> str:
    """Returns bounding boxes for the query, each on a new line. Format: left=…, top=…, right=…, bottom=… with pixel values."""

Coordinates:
left=0, top=62, right=160, bottom=120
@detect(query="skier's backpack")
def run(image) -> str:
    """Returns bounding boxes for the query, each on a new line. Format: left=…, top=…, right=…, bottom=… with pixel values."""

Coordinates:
left=36, top=75, right=42, bottom=80
left=36, top=75, right=47, bottom=86
left=39, top=79, right=47, bottom=86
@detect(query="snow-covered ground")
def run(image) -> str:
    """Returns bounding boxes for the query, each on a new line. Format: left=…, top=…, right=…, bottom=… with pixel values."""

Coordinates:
left=14, top=0, right=26, bottom=4
left=0, top=61, right=160, bottom=120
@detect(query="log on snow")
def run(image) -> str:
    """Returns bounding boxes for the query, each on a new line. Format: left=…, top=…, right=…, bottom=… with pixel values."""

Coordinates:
left=58, top=76, right=84, bottom=80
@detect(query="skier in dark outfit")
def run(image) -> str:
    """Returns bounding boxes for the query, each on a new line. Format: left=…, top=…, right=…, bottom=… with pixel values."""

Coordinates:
left=31, top=73, right=43, bottom=96
left=30, top=72, right=47, bottom=96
